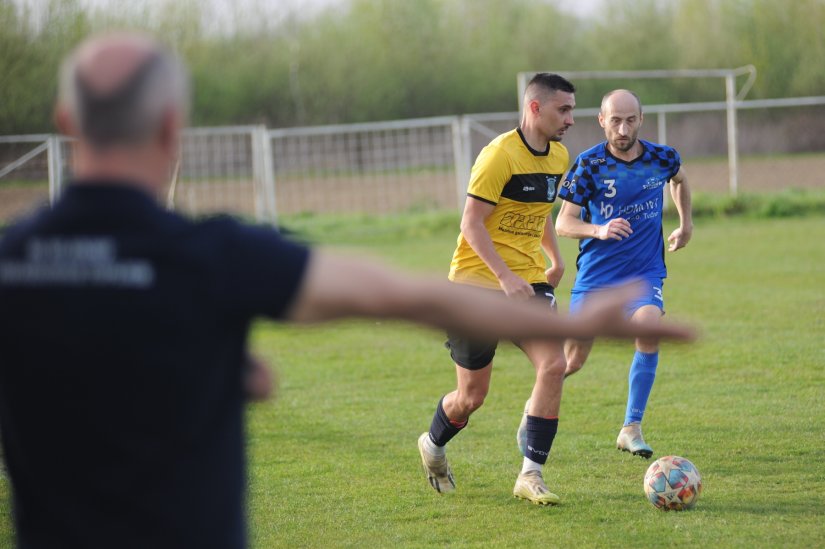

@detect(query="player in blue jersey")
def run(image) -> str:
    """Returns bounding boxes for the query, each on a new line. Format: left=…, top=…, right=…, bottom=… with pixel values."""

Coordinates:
left=555, top=89, right=693, bottom=458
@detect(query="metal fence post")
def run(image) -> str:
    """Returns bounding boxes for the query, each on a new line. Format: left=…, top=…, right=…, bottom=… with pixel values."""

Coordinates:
left=461, top=116, right=472, bottom=200
left=251, top=127, right=263, bottom=221
left=451, top=116, right=470, bottom=210
left=725, top=74, right=739, bottom=196
left=657, top=112, right=670, bottom=210
left=250, top=126, right=277, bottom=224
left=259, top=126, right=277, bottom=225
left=47, top=135, right=64, bottom=205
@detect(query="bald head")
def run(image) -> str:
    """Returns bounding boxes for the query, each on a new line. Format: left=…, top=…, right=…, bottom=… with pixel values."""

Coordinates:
left=600, top=89, right=642, bottom=117
left=58, top=33, right=189, bottom=149
left=598, top=89, right=644, bottom=157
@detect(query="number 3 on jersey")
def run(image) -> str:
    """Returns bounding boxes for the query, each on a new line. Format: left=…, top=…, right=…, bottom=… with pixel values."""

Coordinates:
left=603, top=179, right=617, bottom=198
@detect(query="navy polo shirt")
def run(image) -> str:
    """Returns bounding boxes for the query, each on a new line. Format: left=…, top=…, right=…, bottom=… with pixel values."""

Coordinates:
left=0, top=182, right=310, bottom=548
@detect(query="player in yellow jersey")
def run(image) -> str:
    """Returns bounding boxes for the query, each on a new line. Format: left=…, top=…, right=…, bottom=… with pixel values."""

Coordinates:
left=418, top=73, right=576, bottom=505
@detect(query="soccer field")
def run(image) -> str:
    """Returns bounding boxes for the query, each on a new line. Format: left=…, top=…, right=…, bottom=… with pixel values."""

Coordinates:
left=1, top=214, right=823, bottom=547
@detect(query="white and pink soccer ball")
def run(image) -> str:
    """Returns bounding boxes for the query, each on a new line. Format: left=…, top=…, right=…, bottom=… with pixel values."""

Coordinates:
left=644, top=455, right=703, bottom=511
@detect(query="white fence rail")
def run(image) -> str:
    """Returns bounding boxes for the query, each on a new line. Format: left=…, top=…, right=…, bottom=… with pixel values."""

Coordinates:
left=2, top=96, right=824, bottom=223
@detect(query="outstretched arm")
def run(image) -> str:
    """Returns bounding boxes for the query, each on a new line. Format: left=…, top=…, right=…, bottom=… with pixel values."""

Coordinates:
left=667, top=167, right=693, bottom=251
left=286, top=250, right=695, bottom=343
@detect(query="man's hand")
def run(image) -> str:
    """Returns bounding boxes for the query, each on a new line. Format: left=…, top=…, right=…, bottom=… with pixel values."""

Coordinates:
left=544, top=264, right=564, bottom=288
left=597, top=218, right=632, bottom=241
left=498, top=270, right=535, bottom=300
left=667, top=225, right=692, bottom=251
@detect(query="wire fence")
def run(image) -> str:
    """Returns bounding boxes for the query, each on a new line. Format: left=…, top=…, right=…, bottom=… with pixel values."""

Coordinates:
left=2, top=96, right=824, bottom=224
left=269, top=116, right=461, bottom=215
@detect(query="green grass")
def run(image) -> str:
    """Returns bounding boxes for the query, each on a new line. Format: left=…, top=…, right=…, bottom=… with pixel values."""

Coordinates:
left=2, top=213, right=824, bottom=547
left=278, top=189, right=825, bottom=246
left=689, top=189, right=825, bottom=219
left=246, top=213, right=825, bottom=547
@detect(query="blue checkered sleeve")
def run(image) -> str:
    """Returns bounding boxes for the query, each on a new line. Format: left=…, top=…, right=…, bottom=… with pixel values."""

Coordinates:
left=558, top=157, right=594, bottom=206
left=651, top=144, right=682, bottom=180
left=670, top=149, right=682, bottom=179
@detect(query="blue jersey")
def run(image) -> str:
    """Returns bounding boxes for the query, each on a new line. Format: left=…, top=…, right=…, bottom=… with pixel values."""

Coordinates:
left=558, top=140, right=681, bottom=291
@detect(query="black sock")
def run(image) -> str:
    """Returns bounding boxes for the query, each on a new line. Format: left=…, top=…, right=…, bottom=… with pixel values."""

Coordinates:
left=523, top=416, right=558, bottom=465
left=428, top=396, right=467, bottom=447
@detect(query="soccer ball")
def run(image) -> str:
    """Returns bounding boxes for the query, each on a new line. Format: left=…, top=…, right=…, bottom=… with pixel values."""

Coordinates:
left=643, top=455, right=702, bottom=511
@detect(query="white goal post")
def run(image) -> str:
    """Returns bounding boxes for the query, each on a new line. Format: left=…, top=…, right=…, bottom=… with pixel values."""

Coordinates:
left=516, top=66, right=757, bottom=195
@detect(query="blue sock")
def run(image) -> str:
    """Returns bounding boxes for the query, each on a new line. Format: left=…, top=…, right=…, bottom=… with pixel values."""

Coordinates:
left=624, top=351, right=658, bottom=425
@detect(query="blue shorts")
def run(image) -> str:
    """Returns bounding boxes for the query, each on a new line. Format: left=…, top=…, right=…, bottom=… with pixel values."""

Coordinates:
left=569, top=278, right=664, bottom=316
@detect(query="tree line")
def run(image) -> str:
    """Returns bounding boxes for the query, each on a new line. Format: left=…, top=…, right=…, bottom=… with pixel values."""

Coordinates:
left=1, top=0, right=823, bottom=134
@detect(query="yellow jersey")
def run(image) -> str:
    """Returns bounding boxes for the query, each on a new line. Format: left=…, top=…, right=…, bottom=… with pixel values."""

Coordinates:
left=448, top=128, right=569, bottom=289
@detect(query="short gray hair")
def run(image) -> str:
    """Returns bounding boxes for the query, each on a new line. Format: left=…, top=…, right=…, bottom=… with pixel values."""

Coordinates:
left=58, top=44, right=189, bottom=148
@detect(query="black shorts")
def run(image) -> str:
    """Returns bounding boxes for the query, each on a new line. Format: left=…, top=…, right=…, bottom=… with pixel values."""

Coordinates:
left=445, top=283, right=557, bottom=370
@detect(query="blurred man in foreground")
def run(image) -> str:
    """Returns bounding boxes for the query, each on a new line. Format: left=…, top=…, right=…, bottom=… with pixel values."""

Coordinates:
left=0, top=34, right=693, bottom=548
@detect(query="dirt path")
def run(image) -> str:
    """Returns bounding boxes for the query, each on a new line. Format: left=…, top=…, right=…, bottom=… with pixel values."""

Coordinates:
left=687, top=155, right=825, bottom=193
